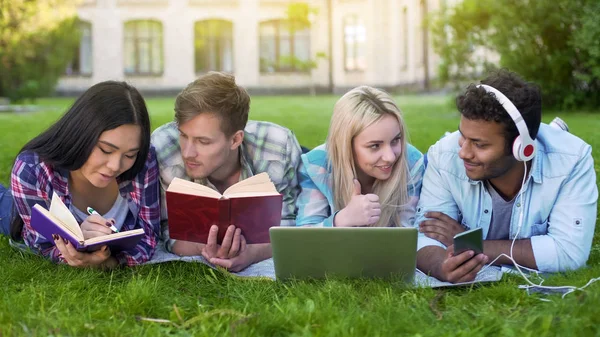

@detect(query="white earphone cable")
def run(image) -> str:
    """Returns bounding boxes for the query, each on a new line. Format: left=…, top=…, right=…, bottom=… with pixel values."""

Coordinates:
left=478, top=161, right=600, bottom=298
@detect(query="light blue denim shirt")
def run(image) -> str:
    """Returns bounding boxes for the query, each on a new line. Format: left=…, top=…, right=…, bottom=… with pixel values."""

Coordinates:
left=297, top=143, right=425, bottom=227
left=415, top=124, right=598, bottom=273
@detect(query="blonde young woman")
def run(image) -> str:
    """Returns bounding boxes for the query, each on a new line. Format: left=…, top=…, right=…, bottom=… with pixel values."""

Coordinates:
left=296, top=86, right=425, bottom=228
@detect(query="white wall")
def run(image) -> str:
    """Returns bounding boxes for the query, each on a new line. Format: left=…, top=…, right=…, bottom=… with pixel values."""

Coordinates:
left=57, top=0, right=442, bottom=93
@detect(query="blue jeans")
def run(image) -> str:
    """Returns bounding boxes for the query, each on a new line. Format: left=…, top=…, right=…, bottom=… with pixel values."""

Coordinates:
left=0, top=184, right=13, bottom=236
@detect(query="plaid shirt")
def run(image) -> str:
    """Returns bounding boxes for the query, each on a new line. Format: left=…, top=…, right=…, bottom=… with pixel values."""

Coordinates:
left=151, top=121, right=302, bottom=251
left=296, top=143, right=425, bottom=227
left=10, top=148, right=161, bottom=266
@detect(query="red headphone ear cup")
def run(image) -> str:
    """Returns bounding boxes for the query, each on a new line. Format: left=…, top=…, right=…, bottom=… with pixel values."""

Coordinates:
left=523, top=144, right=535, bottom=158
left=513, top=136, right=535, bottom=161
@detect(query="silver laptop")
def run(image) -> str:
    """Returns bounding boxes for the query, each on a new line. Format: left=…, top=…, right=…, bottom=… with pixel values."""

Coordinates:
left=270, top=227, right=417, bottom=282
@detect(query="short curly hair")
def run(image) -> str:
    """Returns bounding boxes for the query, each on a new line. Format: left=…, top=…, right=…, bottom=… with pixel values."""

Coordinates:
left=457, top=69, right=542, bottom=154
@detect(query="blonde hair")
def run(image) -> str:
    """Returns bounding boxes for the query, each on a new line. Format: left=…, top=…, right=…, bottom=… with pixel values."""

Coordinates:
left=174, top=71, right=250, bottom=136
left=327, top=86, right=410, bottom=227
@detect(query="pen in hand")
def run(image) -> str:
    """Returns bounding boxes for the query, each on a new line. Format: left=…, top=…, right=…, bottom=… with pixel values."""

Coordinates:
left=86, top=207, right=119, bottom=233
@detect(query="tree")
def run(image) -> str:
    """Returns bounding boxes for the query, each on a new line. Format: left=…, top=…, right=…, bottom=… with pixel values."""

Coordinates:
left=284, top=2, right=327, bottom=96
left=0, top=0, right=80, bottom=103
left=431, top=0, right=600, bottom=109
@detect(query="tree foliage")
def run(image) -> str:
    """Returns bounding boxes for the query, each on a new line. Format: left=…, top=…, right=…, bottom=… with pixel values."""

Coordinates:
left=285, top=2, right=318, bottom=33
left=432, top=0, right=600, bottom=109
left=282, top=2, right=327, bottom=95
left=0, top=0, right=80, bottom=102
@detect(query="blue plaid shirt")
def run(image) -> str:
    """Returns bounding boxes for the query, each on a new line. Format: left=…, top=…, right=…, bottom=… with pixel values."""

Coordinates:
left=296, top=143, right=425, bottom=227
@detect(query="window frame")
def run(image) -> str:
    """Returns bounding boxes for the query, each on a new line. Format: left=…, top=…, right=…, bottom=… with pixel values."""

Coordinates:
left=343, top=14, right=366, bottom=73
left=123, top=20, right=164, bottom=76
left=259, top=19, right=311, bottom=74
left=65, top=20, right=93, bottom=77
left=194, top=19, right=234, bottom=74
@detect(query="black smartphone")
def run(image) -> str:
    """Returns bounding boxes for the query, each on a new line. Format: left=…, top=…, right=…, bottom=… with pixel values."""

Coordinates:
left=453, top=227, right=483, bottom=256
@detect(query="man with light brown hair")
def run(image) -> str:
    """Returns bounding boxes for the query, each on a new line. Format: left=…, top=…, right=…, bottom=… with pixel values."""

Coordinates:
left=151, top=71, right=302, bottom=272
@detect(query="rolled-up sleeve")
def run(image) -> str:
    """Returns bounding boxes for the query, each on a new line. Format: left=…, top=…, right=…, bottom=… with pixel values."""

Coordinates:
left=414, top=146, right=459, bottom=251
left=296, top=160, right=335, bottom=227
left=530, top=146, right=597, bottom=272
left=11, top=154, right=64, bottom=263
left=278, top=130, right=302, bottom=227
left=400, top=153, right=425, bottom=227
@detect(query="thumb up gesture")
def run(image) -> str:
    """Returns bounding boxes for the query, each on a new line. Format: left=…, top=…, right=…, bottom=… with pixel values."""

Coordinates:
left=333, top=179, right=382, bottom=227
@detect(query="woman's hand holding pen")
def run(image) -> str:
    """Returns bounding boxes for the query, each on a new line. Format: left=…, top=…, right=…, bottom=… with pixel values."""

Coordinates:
left=80, top=214, right=116, bottom=239
left=52, top=206, right=120, bottom=268
left=81, top=207, right=119, bottom=240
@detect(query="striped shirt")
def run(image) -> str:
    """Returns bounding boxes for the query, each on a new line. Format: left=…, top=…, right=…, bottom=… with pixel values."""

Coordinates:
left=151, top=121, right=302, bottom=251
left=10, top=148, right=161, bottom=266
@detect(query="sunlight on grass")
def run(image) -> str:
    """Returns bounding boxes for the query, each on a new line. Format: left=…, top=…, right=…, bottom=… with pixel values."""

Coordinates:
left=1, top=96, right=600, bottom=335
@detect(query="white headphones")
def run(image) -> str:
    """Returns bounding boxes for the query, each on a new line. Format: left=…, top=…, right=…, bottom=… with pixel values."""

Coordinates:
left=471, top=86, right=600, bottom=298
left=477, top=84, right=536, bottom=162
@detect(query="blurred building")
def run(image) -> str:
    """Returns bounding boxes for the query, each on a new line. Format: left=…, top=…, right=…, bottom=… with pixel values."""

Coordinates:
left=58, top=0, right=449, bottom=94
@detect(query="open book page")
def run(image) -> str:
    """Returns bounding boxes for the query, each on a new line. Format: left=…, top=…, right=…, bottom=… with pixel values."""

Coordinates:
left=84, top=228, right=145, bottom=245
left=49, top=193, right=83, bottom=240
left=224, top=184, right=279, bottom=197
left=223, top=172, right=278, bottom=197
left=167, top=177, right=222, bottom=198
left=414, top=266, right=503, bottom=288
left=225, top=172, right=271, bottom=189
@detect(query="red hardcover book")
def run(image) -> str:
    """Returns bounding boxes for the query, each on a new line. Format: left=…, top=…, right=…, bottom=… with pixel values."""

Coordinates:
left=166, top=172, right=283, bottom=244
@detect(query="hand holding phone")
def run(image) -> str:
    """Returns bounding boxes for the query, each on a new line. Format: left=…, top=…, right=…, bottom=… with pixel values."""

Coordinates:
left=453, top=227, right=483, bottom=256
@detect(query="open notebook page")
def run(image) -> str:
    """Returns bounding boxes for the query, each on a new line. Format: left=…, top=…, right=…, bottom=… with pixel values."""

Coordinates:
left=49, top=193, right=84, bottom=240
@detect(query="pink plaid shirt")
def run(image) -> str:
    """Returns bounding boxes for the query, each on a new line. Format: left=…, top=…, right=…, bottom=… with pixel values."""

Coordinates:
left=10, top=148, right=161, bottom=266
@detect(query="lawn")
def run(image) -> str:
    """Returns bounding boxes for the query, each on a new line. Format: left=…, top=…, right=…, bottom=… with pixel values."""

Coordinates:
left=1, top=95, right=599, bottom=336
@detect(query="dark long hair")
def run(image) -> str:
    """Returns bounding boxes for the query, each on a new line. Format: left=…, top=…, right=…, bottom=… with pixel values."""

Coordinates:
left=10, top=81, right=151, bottom=240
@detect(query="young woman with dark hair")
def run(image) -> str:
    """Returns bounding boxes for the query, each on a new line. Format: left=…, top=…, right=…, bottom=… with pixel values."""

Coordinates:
left=5, top=81, right=160, bottom=269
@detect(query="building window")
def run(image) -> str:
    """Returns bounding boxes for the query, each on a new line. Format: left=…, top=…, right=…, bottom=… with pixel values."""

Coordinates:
left=66, top=21, right=92, bottom=76
left=195, top=19, right=234, bottom=74
left=259, top=20, right=310, bottom=73
left=402, top=7, right=408, bottom=69
left=124, top=20, right=163, bottom=75
left=343, top=15, right=366, bottom=72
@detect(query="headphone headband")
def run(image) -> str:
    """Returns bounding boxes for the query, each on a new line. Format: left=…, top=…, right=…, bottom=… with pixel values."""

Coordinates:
left=476, top=84, right=535, bottom=161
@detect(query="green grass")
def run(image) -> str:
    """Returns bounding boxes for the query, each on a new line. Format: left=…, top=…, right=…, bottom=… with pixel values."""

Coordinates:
left=1, top=95, right=600, bottom=336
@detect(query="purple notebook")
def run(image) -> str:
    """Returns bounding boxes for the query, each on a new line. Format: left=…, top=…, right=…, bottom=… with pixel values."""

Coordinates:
left=30, top=204, right=144, bottom=252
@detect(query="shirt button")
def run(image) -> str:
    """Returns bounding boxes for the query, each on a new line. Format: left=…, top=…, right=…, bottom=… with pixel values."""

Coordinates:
left=576, top=220, right=581, bottom=225
left=484, top=209, right=489, bottom=214
left=517, top=203, right=521, bottom=207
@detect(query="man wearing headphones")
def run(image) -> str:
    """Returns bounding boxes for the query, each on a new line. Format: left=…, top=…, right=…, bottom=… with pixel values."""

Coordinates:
left=415, top=69, right=598, bottom=283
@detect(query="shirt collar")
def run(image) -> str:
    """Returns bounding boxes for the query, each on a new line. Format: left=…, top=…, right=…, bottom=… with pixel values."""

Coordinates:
left=239, top=141, right=254, bottom=180
left=529, top=139, right=543, bottom=184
